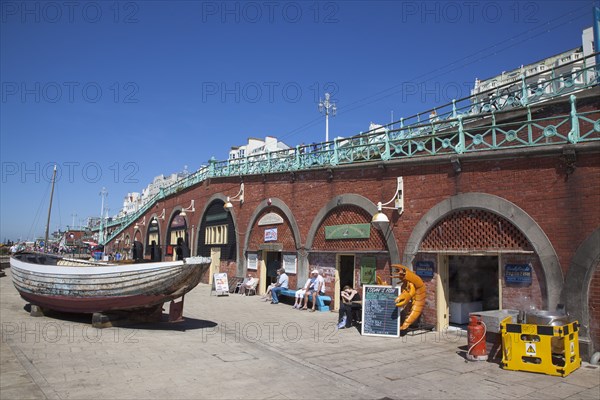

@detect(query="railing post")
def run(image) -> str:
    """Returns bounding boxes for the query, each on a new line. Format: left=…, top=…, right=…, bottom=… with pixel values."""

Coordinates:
left=295, top=145, right=300, bottom=170
left=383, top=129, right=391, bottom=160
left=452, top=99, right=457, bottom=119
left=267, top=150, right=271, bottom=172
left=208, top=156, right=216, bottom=178
left=456, top=115, right=465, bottom=154
left=491, top=112, right=497, bottom=148
left=521, top=74, right=529, bottom=106
left=568, top=94, right=580, bottom=143
left=527, top=105, right=533, bottom=144
left=331, top=138, right=339, bottom=165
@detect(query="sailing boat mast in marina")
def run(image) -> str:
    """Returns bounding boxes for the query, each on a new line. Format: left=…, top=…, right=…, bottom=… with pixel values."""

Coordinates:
left=44, top=165, right=57, bottom=252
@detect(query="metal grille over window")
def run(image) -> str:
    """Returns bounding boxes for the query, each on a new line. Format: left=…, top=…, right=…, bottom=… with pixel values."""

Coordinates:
left=420, top=210, right=532, bottom=252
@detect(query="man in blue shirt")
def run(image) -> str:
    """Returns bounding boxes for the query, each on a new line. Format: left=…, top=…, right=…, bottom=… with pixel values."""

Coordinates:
left=270, top=268, right=289, bottom=304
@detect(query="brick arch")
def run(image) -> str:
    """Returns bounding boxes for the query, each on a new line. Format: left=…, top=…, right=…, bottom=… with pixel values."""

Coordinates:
left=195, top=194, right=238, bottom=273
left=305, top=194, right=400, bottom=264
left=145, top=214, right=162, bottom=258
left=165, top=208, right=189, bottom=258
left=563, top=228, right=600, bottom=359
left=133, top=228, right=142, bottom=243
left=243, top=198, right=301, bottom=275
left=404, top=192, right=563, bottom=310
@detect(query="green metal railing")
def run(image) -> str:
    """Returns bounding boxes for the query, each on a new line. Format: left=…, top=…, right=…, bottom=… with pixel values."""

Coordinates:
left=99, top=56, right=600, bottom=244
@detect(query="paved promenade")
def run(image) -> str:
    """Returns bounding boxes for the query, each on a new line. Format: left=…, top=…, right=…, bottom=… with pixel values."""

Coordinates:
left=1, top=270, right=598, bottom=400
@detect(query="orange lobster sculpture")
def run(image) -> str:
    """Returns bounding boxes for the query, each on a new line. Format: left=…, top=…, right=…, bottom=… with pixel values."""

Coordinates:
left=391, top=264, right=426, bottom=330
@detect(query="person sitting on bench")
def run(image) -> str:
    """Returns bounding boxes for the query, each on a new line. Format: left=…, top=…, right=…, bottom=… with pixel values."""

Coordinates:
left=302, top=269, right=325, bottom=312
left=294, top=272, right=315, bottom=309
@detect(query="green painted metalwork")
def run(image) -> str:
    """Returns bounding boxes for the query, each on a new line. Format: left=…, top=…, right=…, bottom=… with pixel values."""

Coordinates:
left=100, top=58, right=600, bottom=244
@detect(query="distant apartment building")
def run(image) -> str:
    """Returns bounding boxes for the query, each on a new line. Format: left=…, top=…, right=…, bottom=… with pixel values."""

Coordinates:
left=229, top=136, right=290, bottom=160
left=471, top=27, right=595, bottom=107
left=118, top=192, right=143, bottom=217
left=118, top=168, right=190, bottom=217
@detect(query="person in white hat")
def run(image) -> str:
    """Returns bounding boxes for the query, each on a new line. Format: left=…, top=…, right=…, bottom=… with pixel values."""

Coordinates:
left=293, top=270, right=317, bottom=309
left=302, top=269, right=325, bottom=311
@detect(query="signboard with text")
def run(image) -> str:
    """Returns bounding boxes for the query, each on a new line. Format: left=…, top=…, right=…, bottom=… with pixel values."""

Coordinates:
left=414, top=261, right=434, bottom=279
left=504, top=264, right=532, bottom=285
left=264, top=228, right=278, bottom=242
left=213, top=273, right=229, bottom=295
left=361, top=285, right=400, bottom=337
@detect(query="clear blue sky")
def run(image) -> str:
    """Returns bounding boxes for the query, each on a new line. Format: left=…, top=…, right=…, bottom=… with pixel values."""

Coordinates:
left=1, top=0, right=596, bottom=241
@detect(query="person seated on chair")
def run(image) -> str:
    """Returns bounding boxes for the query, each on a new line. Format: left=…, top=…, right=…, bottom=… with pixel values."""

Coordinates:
left=270, top=268, right=289, bottom=304
left=239, top=273, right=257, bottom=296
left=293, top=272, right=315, bottom=309
left=338, top=285, right=360, bottom=329
left=302, top=269, right=325, bottom=312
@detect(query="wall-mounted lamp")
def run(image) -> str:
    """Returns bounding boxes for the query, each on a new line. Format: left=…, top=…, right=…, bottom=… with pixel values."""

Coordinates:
left=180, top=200, right=195, bottom=217
left=155, top=209, right=166, bottom=221
left=134, top=216, right=146, bottom=230
left=224, top=183, right=244, bottom=211
left=451, top=156, right=462, bottom=173
left=371, top=177, right=404, bottom=230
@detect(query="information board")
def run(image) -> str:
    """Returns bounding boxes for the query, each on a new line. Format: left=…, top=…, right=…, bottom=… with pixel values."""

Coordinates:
left=361, top=285, right=400, bottom=337
left=504, top=264, right=532, bottom=285
left=213, top=273, right=229, bottom=295
left=414, top=261, right=434, bottom=279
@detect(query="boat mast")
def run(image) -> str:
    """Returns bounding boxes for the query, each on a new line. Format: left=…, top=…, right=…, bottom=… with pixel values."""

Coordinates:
left=44, top=164, right=57, bottom=252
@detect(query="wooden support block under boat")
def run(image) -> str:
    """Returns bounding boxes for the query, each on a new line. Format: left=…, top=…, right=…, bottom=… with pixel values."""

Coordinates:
left=92, top=304, right=164, bottom=329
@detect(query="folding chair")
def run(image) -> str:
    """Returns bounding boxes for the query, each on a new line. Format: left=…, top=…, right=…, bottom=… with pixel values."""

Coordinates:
left=246, top=279, right=259, bottom=296
left=234, top=277, right=249, bottom=294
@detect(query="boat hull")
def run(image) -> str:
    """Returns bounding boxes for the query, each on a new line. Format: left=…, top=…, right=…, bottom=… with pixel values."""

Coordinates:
left=10, top=253, right=210, bottom=314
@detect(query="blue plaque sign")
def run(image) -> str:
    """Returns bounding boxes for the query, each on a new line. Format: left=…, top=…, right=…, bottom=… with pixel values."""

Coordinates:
left=414, top=261, right=434, bottom=279
left=504, top=264, right=532, bottom=285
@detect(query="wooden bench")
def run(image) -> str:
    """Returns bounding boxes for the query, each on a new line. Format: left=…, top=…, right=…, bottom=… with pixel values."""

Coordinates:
left=278, top=288, right=331, bottom=312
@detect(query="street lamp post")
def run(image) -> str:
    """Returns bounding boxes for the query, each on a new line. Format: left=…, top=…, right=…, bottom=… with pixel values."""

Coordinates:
left=98, top=187, right=108, bottom=244
left=319, top=92, right=336, bottom=143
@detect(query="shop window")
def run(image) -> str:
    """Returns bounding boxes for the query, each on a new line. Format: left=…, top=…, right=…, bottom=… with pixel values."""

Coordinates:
left=205, top=224, right=228, bottom=245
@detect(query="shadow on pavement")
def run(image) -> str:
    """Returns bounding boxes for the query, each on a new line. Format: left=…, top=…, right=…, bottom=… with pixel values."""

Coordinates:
left=23, top=304, right=218, bottom=331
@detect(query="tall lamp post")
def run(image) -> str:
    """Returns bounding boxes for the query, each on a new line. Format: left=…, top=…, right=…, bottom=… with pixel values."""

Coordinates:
left=319, top=92, right=336, bottom=143
left=98, top=187, right=108, bottom=245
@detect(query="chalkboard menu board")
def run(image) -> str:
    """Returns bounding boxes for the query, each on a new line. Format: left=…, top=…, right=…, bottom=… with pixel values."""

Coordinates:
left=361, top=285, right=400, bottom=337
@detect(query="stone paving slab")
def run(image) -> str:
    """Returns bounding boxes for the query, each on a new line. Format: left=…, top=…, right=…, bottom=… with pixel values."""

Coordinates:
left=1, top=270, right=598, bottom=399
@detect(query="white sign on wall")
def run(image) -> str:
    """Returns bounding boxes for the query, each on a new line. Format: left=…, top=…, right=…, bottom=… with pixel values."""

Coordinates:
left=283, top=254, right=297, bottom=274
left=264, top=228, right=278, bottom=242
left=247, top=253, right=258, bottom=270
